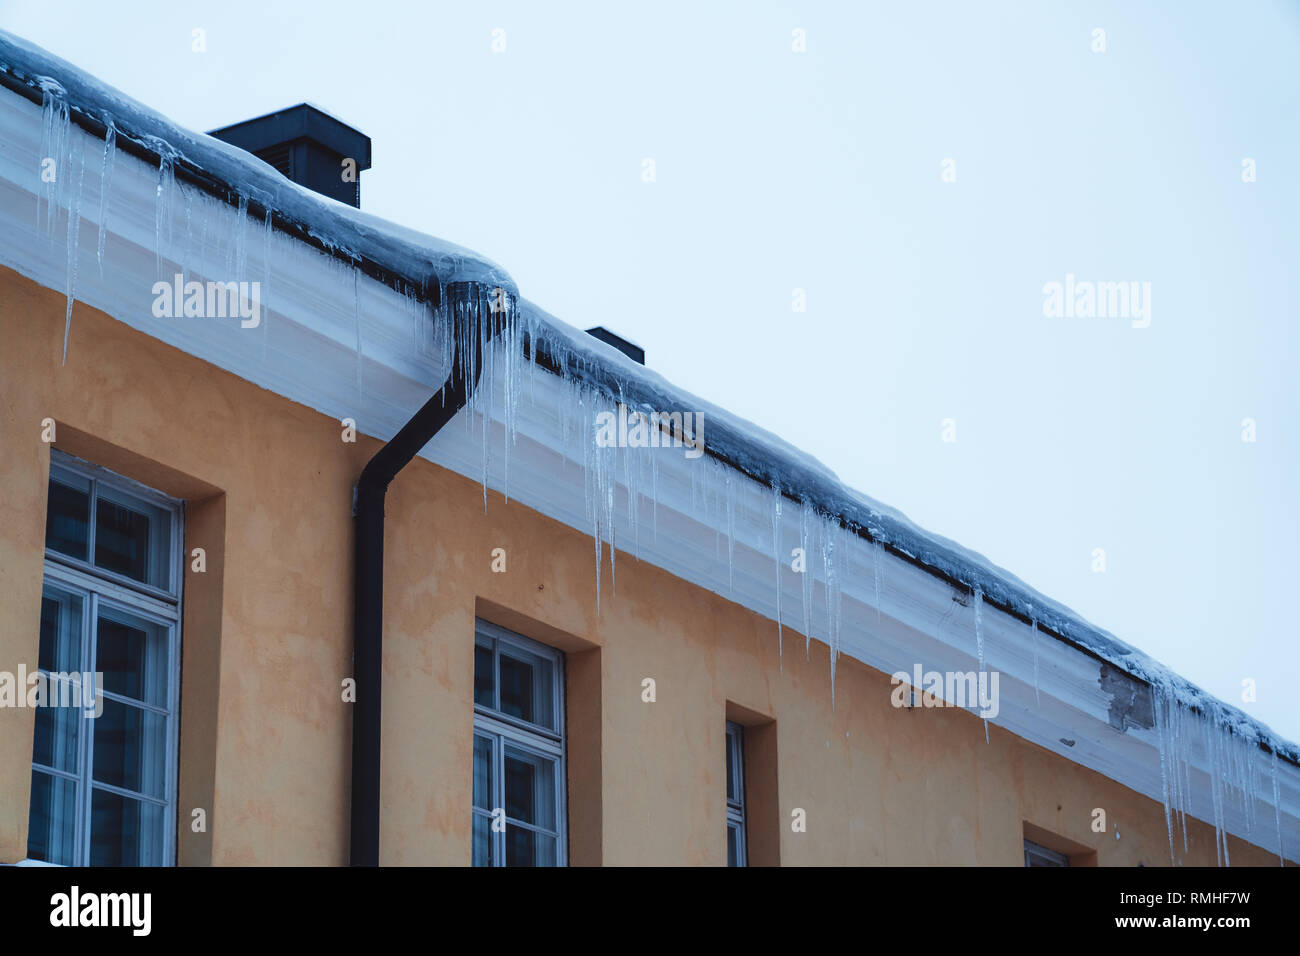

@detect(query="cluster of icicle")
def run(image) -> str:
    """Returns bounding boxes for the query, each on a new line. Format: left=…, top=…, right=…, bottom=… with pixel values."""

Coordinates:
left=36, top=80, right=279, bottom=366
left=35, top=78, right=1288, bottom=869
left=36, top=78, right=80, bottom=366
left=1152, top=684, right=1287, bottom=866
left=446, top=309, right=1291, bottom=867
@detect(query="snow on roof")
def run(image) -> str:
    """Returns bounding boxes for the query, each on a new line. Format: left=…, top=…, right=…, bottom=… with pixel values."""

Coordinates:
left=1, top=27, right=1293, bottom=767
left=0, top=29, right=514, bottom=300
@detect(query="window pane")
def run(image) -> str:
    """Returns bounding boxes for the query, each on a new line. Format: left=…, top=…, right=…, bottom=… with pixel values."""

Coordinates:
left=89, top=788, right=165, bottom=866
left=472, top=812, right=494, bottom=867
left=45, top=470, right=90, bottom=561
left=94, top=488, right=169, bottom=588
left=499, top=646, right=554, bottom=729
left=1024, top=840, right=1069, bottom=867
left=34, top=586, right=84, bottom=773
left=473, top=734, right=493, bottom=810
left=506, top=826, right=557, bottom=867
left=96, top=607, right=169, bottom=707
left=27, top=771, right=78, bottom=865
left=728, top=822, right=748, bottom=868
left=726, top=731, right=738, bottom=802
left=32, top=681, right=82, bottom=772
left=504, top=744, right=556, bottom=830
left=38, top=585, right=84, bottom=673
left=93, top=698, right=167, bottom=799
left=474, top=642, right=494, bottom=707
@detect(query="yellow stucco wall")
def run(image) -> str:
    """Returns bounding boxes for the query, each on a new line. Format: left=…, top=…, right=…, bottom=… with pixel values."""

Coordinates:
left=0, top=268, right=1288, bottom=866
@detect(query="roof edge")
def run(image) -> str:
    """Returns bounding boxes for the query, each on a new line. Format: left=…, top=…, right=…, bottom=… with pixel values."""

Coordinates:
left=0, top=30, right=510, bottom=305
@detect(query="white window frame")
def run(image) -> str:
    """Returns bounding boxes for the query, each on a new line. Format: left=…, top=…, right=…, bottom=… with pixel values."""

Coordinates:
left=28, top=450, right=183, bottom=867
left=472, top=619, right=567, bottom=867
left=726, top=720, right=747, bottom=867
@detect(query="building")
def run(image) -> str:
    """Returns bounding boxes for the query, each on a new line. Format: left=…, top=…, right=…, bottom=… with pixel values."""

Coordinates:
left=0, top=30, right=1295, bottom=866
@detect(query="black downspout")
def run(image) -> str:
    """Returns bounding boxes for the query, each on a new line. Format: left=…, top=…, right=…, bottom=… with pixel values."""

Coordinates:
left=350, top=304, right=490, bottom=866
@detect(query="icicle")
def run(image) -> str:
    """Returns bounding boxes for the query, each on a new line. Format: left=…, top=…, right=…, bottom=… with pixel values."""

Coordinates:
left=1272, top=751, right=1285, bottom=866
left=605, top=438, right=616, bottom=597
left=154, top=152, right=175, bottom=280
left=725, top=471, right=735, bottom=595
left=233, top=194, right=249, bottom=285
left=1153, top=686, right=1175, bottom=865
left=198, top=188, right=211, bottom=268
left=1178, top=703, right=1191, bottom=855
left=709, top=458, right=722, bottom=564
left=38, top=81, right=69, bottom=239
left=770, top=482, right=783, bottom=668
left=1205, top=717, right=1227, bottom=867
left=584, top=392, right=618, bottom=611
left=61, top=137, right=85, bottom=366
left=480, top=292, right=490, bottom=512
left=872, top=538, right=884, bottom=627
left=799, top=499, right=815, bottom=659
left=650, top=447, right=659, bottom=543
left=1030, top=618, right=1040, bottom=707
left=585, top=400, right=601, bottom=612
left=180, top=190, right=193, bottom=287
left=353, top=268, right=363, bottom=402
left=95, top=118, right=115, bottom=274
left=1217, top=727, right=1232, bottom=867
left=973, top=588, right=988, bottom=744
left=501, top=300, right=521, bottom=505
left=822, top=520, right=842, bottom=707
left=626, top=426, right=639, bottom=561
left=261, top=208, right=272, bottom=360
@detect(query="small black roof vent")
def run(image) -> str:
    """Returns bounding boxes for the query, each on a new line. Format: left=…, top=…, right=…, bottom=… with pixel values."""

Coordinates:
left=208, top=104, right=372, bottom=208
left=585, top=327, right=645, bottom=365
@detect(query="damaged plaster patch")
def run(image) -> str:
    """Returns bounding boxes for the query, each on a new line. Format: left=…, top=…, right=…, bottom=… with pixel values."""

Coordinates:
left=1100, top=662, right=1154, bottom=732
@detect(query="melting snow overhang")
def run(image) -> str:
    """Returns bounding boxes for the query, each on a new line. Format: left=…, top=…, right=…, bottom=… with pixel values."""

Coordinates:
left=0, top=30, right=515, bottom=308
left=0, top=29, right=1296, bottom=864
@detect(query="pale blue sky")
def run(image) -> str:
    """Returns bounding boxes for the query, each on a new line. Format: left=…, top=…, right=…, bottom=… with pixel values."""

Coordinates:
left=7, top=0, right=1298, bottom=739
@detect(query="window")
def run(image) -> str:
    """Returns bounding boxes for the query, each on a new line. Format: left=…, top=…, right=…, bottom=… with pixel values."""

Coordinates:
left=27, top=452, right=183, bottom=866
left=1024, top=839, right=1069, bottom=867
left=472, top=620, right=566, bottom=866
left=726, top=721, right=747, bottom=866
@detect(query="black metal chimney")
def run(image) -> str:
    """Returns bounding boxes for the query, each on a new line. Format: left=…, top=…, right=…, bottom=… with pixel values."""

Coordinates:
left=209, top=104, right=372, bottom=207
left=585, top=326, right=645, bottom=365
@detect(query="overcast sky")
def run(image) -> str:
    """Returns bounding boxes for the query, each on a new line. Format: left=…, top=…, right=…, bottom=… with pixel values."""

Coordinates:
left=7, top=0, right=1298, bottom=740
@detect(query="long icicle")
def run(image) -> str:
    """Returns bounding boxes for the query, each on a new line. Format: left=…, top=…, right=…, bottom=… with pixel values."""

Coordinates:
left=822, top=519, right=841, bottom=708
left=1272, top=750, right=1285, bottom=866
left=38, top=81, right=69, bottom=239
left=771, top=482, right=783, bottom=669
left=95, top=118, right=115, bottom=274
left=974, top=588, right=988, bottom=744
left=799, top=498, right=814, bottom=660
left=873, top=538, right=884, bottom=627
left=1154, top=686, right=1176, bottom=865
left=1030, top=618, right=1040, bottom=706
left=353, top=268, right=363, bottom=403
left=725, top=470, right=735, bottom=596
left=154, top=151, right=174, bottom=280
left=261, top=208, right=272, bottom=361
left=61, top=136, right=85, bottom=366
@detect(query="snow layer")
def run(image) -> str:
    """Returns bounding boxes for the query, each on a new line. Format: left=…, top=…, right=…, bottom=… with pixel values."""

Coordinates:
left=0, top=30, right=515, bottom=301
